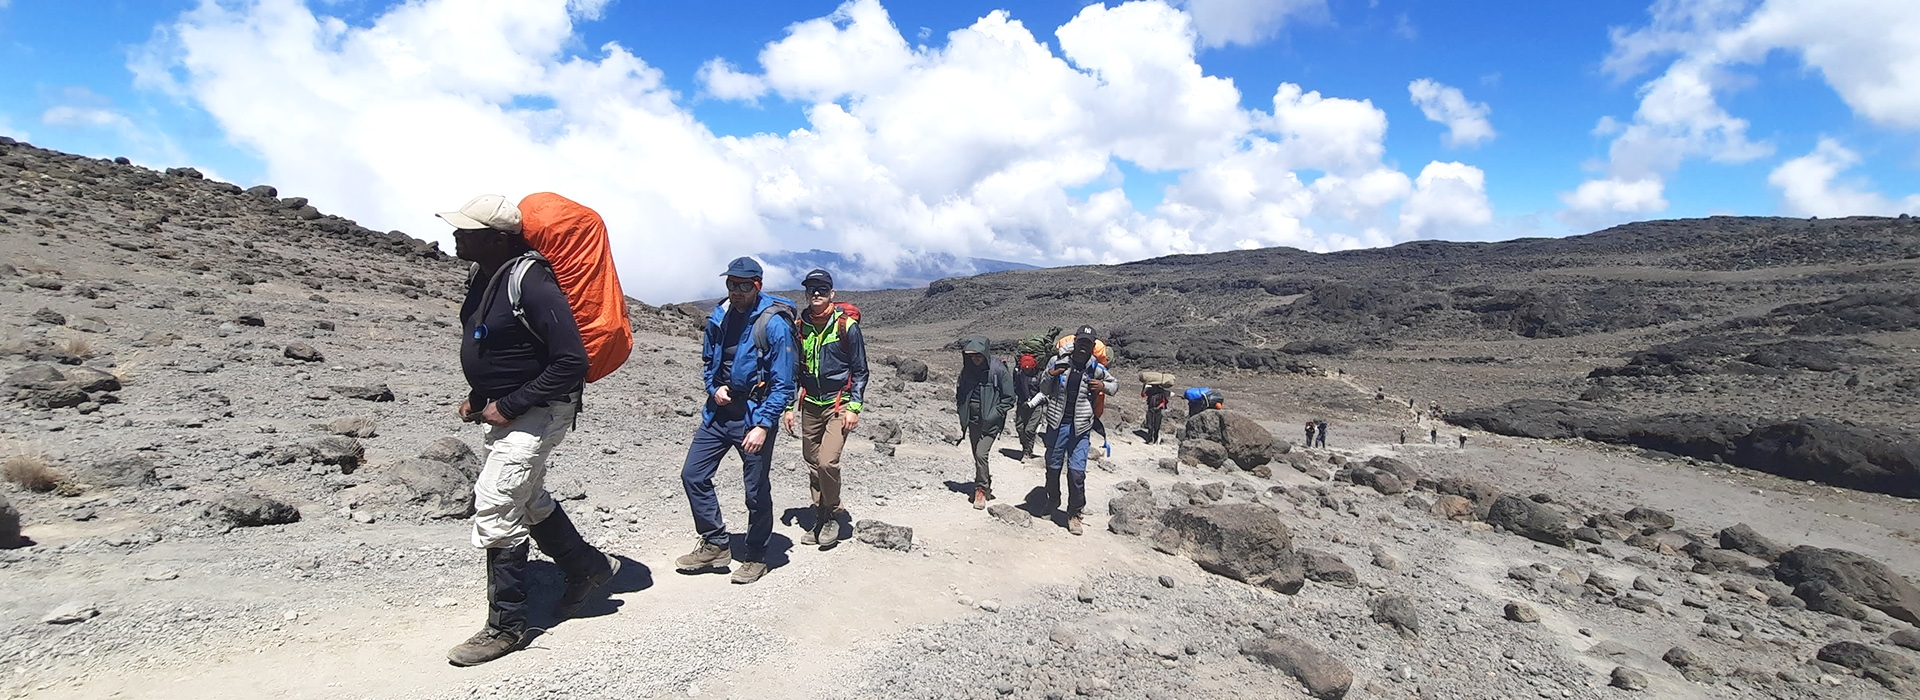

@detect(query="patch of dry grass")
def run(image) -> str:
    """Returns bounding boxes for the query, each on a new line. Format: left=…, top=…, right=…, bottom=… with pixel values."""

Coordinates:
left=3, top=452, right=64, bottom=493
left=61, top=335, right=93, bottom=359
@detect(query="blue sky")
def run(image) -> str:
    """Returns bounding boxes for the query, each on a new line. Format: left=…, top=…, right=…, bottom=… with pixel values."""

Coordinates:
left=2, top=0, right=1917, bottom=300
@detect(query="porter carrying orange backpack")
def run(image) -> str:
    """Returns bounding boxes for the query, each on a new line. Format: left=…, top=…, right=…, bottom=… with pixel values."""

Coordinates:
left=503, top=192, right=632, bottom=382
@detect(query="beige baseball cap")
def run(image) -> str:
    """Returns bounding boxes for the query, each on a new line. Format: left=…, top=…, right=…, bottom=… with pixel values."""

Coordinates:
left=435, top=194, right=522, bottom=233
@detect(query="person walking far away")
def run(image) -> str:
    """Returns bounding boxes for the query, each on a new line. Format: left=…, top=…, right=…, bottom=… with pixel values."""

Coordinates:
left=1399, top=428, right=1408, bottom=445
left=1430, top=427, right=1439, bottom=444
left=441, top=195, right=619, bottom=667
left=781, top=269, right=867, bottom=550
left=1458, top=433, right=1469, bottom=448
left=1013, top=351, right=1044, bottom=460
left=957, top=336, right=1016, bottom=509
left=1304, top=421, right=1316, bottom=448
left=676, top=257, right=797, bottom=585
left=1030, top=327, right=1118, bottom=536
left=1315, top=420, right=1329, bottom=448
left=1142, top=383, right=1170, bottom=444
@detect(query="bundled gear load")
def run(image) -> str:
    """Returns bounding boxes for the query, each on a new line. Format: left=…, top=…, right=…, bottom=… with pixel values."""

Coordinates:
left=1015, top=328, right=1061, bottom=370
left=509, top=193, right=632, bottom=382
left=1139, top=370, right=1175, bottom=388
left=1184, top=387, right=1224, bottom=414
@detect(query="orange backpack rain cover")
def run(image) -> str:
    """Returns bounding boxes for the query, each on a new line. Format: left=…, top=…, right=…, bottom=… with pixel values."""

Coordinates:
left=517, top=192, right=632, bottom=382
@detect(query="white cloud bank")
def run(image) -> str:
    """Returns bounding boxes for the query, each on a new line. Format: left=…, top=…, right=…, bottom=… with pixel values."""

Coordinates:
left=139, top=0, right=1489, bottom=300
left=1767, top=138, right=1920, bottom=217
left=1407, top=78, right=1493, bottom=148
left=1179, top=0, right=1327, bottom=48
left=1564, top=0, right=1920, bottom=229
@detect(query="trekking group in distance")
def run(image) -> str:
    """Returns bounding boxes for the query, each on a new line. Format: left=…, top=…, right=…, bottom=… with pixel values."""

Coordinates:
left=433, top=192, right=1455, bottom=667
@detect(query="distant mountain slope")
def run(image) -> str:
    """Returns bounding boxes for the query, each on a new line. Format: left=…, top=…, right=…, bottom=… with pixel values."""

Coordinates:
left=758, top=249, right=1036, bottom=291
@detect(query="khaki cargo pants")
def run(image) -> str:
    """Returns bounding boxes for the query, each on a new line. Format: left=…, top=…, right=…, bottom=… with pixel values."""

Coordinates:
left=798, top=401, right=849, bottom=514
left=471, top=400, right=575, bottom=549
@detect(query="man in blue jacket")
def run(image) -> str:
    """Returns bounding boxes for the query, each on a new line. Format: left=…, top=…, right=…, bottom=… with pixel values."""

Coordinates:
left=676, top=257, right=797, bottom=585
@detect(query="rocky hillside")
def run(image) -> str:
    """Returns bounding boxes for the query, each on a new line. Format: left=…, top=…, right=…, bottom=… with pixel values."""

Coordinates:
left=2, top=137, right=1919, bottom=700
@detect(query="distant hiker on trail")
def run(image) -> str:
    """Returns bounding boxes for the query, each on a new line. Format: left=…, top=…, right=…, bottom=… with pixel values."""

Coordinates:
left=1315, top=420, right=1328, bottom=448
left=1142, top=383, right=1170, bottom=444
left=1013, top=352, right=1044, bottom=459
left=1375, top=387, right=1385, bottom=402
left=1304, top=421, right=1316, bottom=448
left=1458, top=433, right=1469, bottom=448
left=781, top=269, right=867, bottom=550
left=1030, top=327, right=1118, bottom=536
left=1399, top=429, right=1408, bottom=445
left=957, top=336, right=1016, bottom=509
left=676, top=257, right=797, bottom=585
left=1430, top=427, right=1439, bottom=444
left=442, top=195, right=619, bottom=667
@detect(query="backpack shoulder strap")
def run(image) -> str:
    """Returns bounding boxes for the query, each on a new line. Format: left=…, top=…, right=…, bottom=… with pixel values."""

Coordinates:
left=505, top=251, right=550, bottom=341
left=751, top=299, right=796, bottom=355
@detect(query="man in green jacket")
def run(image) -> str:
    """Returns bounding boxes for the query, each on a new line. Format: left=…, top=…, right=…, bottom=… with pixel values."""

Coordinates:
left=956, top=336, right=1014, bottom=509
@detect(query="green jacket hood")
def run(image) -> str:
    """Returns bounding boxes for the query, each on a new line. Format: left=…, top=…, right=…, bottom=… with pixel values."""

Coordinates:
left=962, top=336, right=990, bottom=354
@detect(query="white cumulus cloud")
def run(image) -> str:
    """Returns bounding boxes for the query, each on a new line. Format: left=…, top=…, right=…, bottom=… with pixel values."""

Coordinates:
left=141, top=0, right=1496, bottom=300
left=1179, top=0, right=1327, bottom=48
left=1558, top=177, right=1668, bottom=229
left=1399, top=161, right=1493, bottom=239
left=1768, top=137, right=1920, bottom=216
left=1407, top=78, right=1493, bottom=148
left=1570, top=0, right=1920, bottom=228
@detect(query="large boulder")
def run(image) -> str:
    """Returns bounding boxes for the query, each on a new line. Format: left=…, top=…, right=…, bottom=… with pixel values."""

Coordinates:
left=1816, top=641, right=1919, bottom=691
left=1485, top=496, right=1576, bottom=548
left=418, top=437, right=482, bottom=480
left=1717, top=523, right=1787, bottom=561
left=353, top=459, right=475, bottom=519
left=1434, top=477, right=1501, bottom=518
left=1153, top=503, right=1297, bottom=591
left=1364, top=456, right=1420, bottom=484
left=895, top=359, right=929, bottom=382
left=1107, top=485, right=1163, bottom=537
left=209, top=493, right=301, bottom=527
left=1773, top=546, right=1920, bottom=625
left=0, top=494, right=19, bottom=548
left=1177, top=439, right=1229, bottom=469
left=1181, top=410, right=1282, bottom=468
left=1445, top=399, right=1630, bottom=440
left=1731, top=419, right=1920, bottom=498
left=68, top=451, right=157, bottom=489
left=1240, top=634, right=1352, bottom=699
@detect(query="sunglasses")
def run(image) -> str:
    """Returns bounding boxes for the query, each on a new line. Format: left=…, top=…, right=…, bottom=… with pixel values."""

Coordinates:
left=805, top=287, right=832, bottom=297
left=725, top=279, right=758, bottom=292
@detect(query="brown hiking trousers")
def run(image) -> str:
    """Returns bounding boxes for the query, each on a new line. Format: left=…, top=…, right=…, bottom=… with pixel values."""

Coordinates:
left=799, top=401, right=849, bottom=513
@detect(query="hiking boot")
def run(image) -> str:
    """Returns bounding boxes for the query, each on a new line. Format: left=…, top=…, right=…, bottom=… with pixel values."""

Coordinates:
left=557, top=553, right=620, bottom=617
left=731, top=561, right=769, bottom=584
left=675, top=541, right=732, bottom=573
left=973, top=487, right=989, bottom=510
left=817, top=514, right=841, bottom=549
left=447, top=628, right=520, bottom=666
left=1067, top=515, right=1085, bottom=536
left=800, top=525, right=819, bottom=546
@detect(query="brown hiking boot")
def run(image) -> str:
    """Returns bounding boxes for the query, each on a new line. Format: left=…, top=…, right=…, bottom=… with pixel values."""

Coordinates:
left=973, top=487, right=989, bottom=510
left=1067, top=515, right=1085, bottom=536
left=731, top=561, right=769, bottom=584
left=674, top=540, right=732, bottom=573
left=447, top=628, right=520, bottom=666
left=557, top=553, right=620, bottom=617
left=817, top=512, right=841, bottom=549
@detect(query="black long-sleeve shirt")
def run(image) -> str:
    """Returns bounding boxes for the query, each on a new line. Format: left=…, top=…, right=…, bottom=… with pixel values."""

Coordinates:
left=460, top=258, right=587, bottom=419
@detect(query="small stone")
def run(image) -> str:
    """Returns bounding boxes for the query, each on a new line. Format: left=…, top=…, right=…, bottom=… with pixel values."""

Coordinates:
left=236, top=312, right=266, bottom=327
left=978, top=599, right=1000, bottom=613
left=1158, top=575, right=1176, bottom=588
left=1076, top=584, right=1095, bottom=603
left=987, top=503, right=1031, bottom=528
left=144, top=570, right=178, bottom=582
left=42, top=601, right=99, bottom=625
left=432, top=598, right=459, bottom=608
left=30, top=308, right=66, bottom=326
left=1504, top=601, right=1540, bottom=623
left=1610, top=666, right=1649, bottom=691
left=351, top=510, right=375, bottom=524
left=283, top=343, right=325, bottom=363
